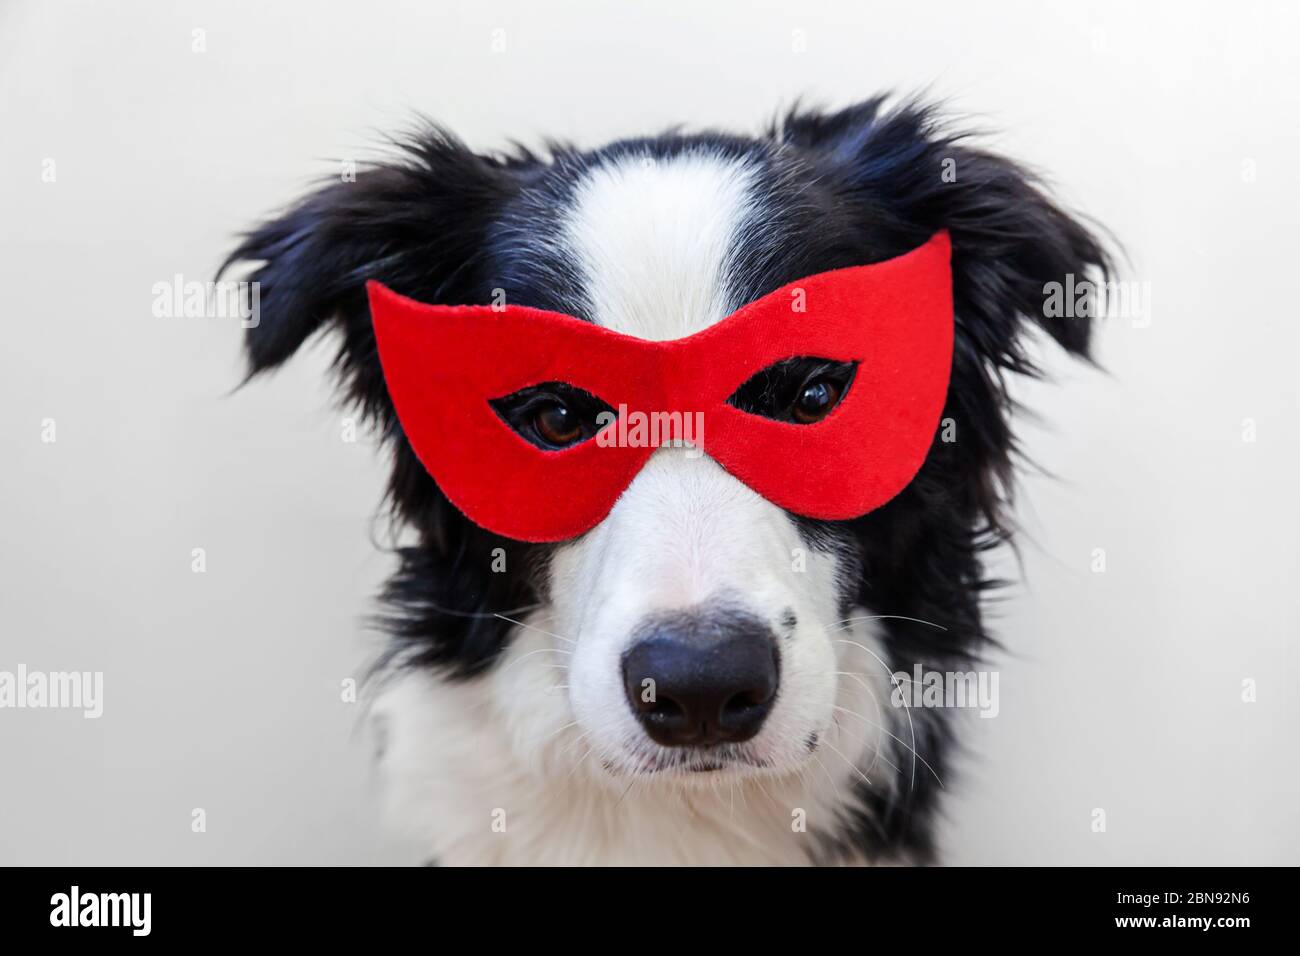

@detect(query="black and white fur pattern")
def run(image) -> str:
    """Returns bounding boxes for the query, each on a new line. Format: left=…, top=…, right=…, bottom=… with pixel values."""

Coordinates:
left=224, top=98, right=1109, bottom=865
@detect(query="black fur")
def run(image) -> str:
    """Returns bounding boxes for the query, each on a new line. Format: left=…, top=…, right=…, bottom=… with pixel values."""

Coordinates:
left=222, top=96, right=1110, bottom=863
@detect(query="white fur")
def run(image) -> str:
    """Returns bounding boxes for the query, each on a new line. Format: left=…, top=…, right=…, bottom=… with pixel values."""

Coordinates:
left=563, top=150, right=756, bottom=341
left=371, top=152, right=903, bottom=865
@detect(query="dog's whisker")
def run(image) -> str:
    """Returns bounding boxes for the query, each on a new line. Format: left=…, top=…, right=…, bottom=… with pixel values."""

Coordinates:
left=614, top=759, right=647, bottom=805
left=496, top=646, right=571, bottom=676
left=831, top=709, right=904, bottom=777
left=562, top=742, right=597, bottom=784
left=832, top=676, right=888, bottom=781
left=834, top=638, right=919, bottom=791
left=735, top=775, right=750, bottom=816
left=809, top=753, right=846, bottom=808
left=848, top=675, right=888, bottom=781
left=533, top=719, right=581, bottom=748
left=823, top=670, right=902, bottom=682
left=831, top=744, right=896, bottom=849
left=406, top=601, right=545, bottom=622
left=823, top=614, right=949, bottom=634
left=819, top=737, right=873, bottom=788
left=557, top=728, right=593, bottom=762
left=832, top=693, right=941, bottom=786
left=493, top=613, right=578, bottom=647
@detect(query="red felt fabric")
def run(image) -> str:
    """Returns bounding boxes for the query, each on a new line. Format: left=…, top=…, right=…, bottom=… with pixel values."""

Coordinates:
left=369, top=231, right=952, bottom=542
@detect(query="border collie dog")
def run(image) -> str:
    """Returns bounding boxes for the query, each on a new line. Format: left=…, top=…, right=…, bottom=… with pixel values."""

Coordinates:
left=225, top=97, right=1108, bottom=865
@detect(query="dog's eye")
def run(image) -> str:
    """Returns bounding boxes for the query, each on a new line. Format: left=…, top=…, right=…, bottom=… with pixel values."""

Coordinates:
left=727, top=357, right=856, bottom=425
left=490, top=382, right=615, bottom=451
left=792, top=378, right=842, bottom=424
left=533, top=402, right=582, bottom=447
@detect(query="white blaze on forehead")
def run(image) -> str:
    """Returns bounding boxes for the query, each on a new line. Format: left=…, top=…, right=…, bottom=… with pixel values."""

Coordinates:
left=563, top=151, right=757, bottom=341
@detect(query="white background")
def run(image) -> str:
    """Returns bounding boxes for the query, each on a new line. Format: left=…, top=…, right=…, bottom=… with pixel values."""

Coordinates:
left=1, top=0, right=1296, bottom=864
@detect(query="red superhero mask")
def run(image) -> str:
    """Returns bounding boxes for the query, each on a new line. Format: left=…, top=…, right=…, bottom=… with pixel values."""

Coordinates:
left=368, top=231, right=953, bottom=542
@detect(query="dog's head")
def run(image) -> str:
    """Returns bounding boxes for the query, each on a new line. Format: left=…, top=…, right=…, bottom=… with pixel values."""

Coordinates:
left=225, top=98, right=1108, bottom=857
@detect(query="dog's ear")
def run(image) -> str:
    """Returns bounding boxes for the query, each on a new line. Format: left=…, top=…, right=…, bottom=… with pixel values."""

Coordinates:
left=220, top=126, right=518, bottom=418
left=779, top=97, right=1113, bottom=372
left=779, top=98, right=1113, bottom=535
left=223, top=129, right=540, bottom=676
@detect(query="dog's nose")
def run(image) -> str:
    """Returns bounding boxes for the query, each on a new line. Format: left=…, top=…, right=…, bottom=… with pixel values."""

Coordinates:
left=622, top=619, right=779, bottom=747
